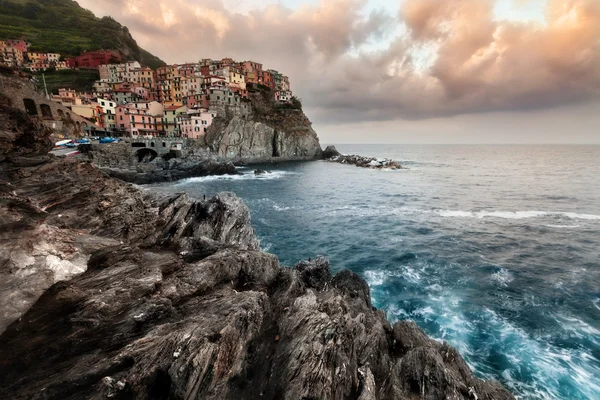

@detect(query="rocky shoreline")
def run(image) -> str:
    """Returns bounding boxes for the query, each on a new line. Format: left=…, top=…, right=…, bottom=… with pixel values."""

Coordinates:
left=77, top=143, right=238, bottom=184
left=324, top=145, right=402, bottom=170
left=1, top=97, right=514, bottom=399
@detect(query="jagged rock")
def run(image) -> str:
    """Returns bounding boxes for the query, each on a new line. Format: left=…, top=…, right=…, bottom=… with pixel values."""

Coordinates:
left=323, top=145, right=342, bottom=159
left=293, top=256, right=332, bottom=290
left=0, top=82, right=515, bottom=400
left=254, top=169, right=267, bottom=175
left=327, top=152, right=402, bottom=170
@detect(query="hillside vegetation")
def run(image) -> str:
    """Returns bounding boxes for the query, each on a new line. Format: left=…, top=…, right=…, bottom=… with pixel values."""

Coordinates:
left=33, top=69, right=99, bottom=94
left=0, top=0, right=166, bottom=69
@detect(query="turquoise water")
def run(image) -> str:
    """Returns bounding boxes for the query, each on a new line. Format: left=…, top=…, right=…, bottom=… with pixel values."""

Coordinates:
left=146, top=145, right=600, bottom=399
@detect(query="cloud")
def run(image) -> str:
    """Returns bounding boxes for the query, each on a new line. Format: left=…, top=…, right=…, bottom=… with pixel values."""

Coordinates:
left=77, top=0, right=600, bottom=124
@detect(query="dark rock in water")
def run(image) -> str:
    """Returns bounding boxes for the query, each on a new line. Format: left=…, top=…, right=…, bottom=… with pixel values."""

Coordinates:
left=323, top=145, right=342, bottom=159
left=0, top=97, right=514, bottom=400
left=254, top=169, right=268, bottom=175
left=327, top=150, right=402, bottom=170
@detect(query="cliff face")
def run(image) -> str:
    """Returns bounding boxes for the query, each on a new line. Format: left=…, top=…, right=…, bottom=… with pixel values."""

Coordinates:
left=205, top=90, right=323, bottom=163
left=0, top=100, right=514, bottom=400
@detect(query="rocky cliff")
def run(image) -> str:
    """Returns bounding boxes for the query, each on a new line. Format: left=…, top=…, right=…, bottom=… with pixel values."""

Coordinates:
left=0, top=99, right=514, bottom=399
left=205, top=89, right=323, bottom=163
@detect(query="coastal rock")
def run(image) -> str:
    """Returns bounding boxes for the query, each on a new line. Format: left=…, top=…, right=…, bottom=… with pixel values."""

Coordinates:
left=205, top=90, right=323, bottom=163
left=326, top=150, right=402, bottom=170
left=82, top=143, right=238, bottom=184
left=0, top=96, right=514, bottom=400
left=323, top=145, right=342, bottom=159
left=254, top=169, right=267, bottom=175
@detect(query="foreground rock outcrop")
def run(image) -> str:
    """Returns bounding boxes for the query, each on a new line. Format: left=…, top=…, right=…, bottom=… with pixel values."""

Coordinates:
left=324, top=145, right=402, bottom=170
left=205, top=88, right=323, bottom=163
left=0, top=99, right=514, bottom=399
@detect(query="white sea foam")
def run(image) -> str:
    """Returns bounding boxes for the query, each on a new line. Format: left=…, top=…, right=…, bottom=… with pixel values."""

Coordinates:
left=260, top=242, right=272, bottom=252
left=593, top=298, right=600, bottom=312
left=178, top=170, right=296, bottom=184
left=491, top=268, right=514, bottom=287
left=272, top=204, right=293, bottom=211
left=402, top=266, right=422, bottom=283
left=543, top=224, right=580, bottom=229
left=363, top=270, right=386, bottom=286
left=435, top=210, right=600, bottom=221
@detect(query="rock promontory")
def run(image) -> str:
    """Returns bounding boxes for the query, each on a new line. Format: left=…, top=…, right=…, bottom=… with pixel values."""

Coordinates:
left=205, top=88, right=323, bottom=163
left=0, top=93, right=513, bottom=399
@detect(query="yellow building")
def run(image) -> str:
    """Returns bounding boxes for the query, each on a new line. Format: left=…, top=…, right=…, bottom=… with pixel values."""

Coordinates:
left=229, top=69, right=246, bottom=90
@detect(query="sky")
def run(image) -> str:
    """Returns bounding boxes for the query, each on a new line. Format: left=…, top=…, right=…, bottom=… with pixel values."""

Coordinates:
left=77, top=0, right=600, bottom=144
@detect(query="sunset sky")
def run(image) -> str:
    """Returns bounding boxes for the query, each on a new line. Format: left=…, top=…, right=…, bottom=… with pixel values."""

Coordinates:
left=78, top=0, right=600, bottom=143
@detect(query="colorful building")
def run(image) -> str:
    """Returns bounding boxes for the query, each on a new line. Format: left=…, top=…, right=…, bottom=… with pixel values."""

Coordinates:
left=67, top=50, right=121, bottom=69
left=115, top=105, right=131, bottom=131
left=1, top=41, right=25, bottom=67
left=158, top=105, right=187, bottom=136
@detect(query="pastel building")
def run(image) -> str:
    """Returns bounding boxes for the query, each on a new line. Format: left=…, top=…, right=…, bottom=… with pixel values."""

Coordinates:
left=115, top=105, right=131, bottom=131
left=275, top=90, right=293, bottom=103
left=71, top=104, right=96, bottom=120
left=97, top=98, right=117, bottom=129
left=1, top=39, right=29, bottom=53
left=129, top=108, right=159, bottom=137
left=209, top=88, right=240, bottom=106
left=94, top=79, right=112, bottom=93
left=158, top=105, right=187, bottom=135
left=114, top=89, right=138, bottom=104
left=242, top=61, right=262, bottom=84
left=128, top=101, right=163, bottom=116
left=1, top=42, right=25, bottom=67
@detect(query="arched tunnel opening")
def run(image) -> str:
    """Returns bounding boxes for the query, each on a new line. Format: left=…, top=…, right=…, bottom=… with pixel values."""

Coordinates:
left=136, top=148, right=158, bottom=163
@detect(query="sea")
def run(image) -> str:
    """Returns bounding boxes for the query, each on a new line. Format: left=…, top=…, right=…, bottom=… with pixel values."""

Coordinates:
left=145, top=145, right=600, bottom=400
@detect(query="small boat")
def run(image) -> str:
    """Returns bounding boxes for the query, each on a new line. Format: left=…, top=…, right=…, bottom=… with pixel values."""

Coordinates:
left=99, top=137, right=118, bottom=144
left=76, top=139, right=90, bottom=144
left=55, top=139, right=72, bottom=147
left=65, top=142, right=77, bottom=148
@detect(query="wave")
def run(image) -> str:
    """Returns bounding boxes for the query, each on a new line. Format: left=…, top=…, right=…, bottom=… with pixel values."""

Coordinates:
left=491, top=268, right=514, bottom=287
left=543, top=224, right=581, bottom=229
left=368, top=263, right=600, bottom=400
left=177, top=170, right=297, bottom=184
left=435, top=210, right=600, bottom=221
left=273, top=204, right=293, bottom=211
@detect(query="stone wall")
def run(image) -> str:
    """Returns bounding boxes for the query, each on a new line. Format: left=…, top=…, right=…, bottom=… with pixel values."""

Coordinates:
left=0, top=73, right=90, bottom=138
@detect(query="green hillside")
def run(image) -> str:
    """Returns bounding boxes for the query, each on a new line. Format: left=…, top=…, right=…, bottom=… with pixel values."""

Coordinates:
left=0, top=0, right=166, bottom=69
left=34, top=69, right=99, bottom=94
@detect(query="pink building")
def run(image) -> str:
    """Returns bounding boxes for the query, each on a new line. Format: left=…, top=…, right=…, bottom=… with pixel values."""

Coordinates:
left=128, top=107, right=159, bottom=137
left=3, top=39, right=28, bottom=52
left=178, top=108, right=216, bottom=139
left=242, top=61, right=262, bottom=84
left=115, top=105, right=131, bottom=132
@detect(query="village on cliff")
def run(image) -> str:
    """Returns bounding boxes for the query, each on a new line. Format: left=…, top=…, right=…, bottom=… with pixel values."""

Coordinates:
left=1, top=40, right=295, bottom=139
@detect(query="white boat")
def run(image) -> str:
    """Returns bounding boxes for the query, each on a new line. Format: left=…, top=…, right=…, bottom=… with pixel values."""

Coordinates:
left=55, top=139, right=72, bottom=147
